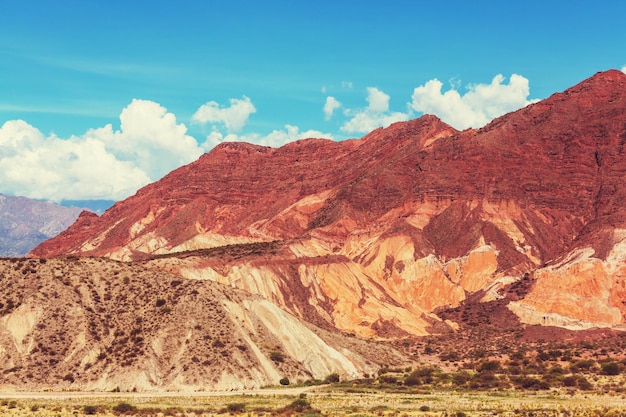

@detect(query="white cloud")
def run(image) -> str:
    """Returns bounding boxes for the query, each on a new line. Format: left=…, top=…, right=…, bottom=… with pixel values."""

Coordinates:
left=0, top=120, right=150, bottom=201
left=621, top=65, right=626, bottom=74
left=261, top=125, right=332, bottom=147
left=323, top=96, right=341, bottom=120
left=86, top=99, right=203, bottom=180
left=192, top=95, right=332, bottom=150
left=410, top=74, right=536, bottom=130
left=365, top=87, right=390, bottom=113
left=204, top=125, right=332, bottom=150
left=340, top=87, right=409, bottom=134
left=0, top=100, right=204, bottom=201
left=191, top=96, right=256, bottom=132
left=341, top=81, right=353, bottom=89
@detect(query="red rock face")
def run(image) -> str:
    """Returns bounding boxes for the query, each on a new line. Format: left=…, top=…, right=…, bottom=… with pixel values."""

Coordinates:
left=32, top=115, right=457, bottom=259
left=31, top=70, right=626, bottom=336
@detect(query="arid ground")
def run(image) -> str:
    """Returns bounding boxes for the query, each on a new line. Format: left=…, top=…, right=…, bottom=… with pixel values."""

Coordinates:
left=2, top=385, right=626, bottom=417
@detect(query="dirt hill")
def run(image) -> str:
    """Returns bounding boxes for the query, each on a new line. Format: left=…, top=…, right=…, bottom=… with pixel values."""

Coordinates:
left=0, top=257, right=405, bottom=391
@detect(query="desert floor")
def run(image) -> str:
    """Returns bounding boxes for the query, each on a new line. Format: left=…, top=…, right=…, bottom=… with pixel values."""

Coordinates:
left=1, top=387, right=626, bottom=416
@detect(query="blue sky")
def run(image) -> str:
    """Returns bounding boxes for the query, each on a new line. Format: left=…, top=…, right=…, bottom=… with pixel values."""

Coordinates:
left=1, top=0, right=625, bottom=201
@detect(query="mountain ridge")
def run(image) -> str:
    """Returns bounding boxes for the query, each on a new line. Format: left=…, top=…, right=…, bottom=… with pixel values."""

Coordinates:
left=29, top=69, right=626, bottom=337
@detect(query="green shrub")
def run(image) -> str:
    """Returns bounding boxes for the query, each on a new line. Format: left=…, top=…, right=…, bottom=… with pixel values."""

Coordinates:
left=380, top=375, right=397, bottom=384
left=479, top=360, right=501, bottom=372
left=439, top=351, right=460, bottom=361
left=324, top=373, right=340, bottom=383
left=577, top=376, right=593, bottom=390
left=516, top=376, right=550, bottom=390
left=279, top=377, right=290, bottom=386
left=452, top=371, right=472, bottom=386
left=570, top=359, right=597, bottom=373
left=548, top=364, right=564, bottom=374
left=602, top=362, right=621, bottom=375
left=83, top=405, right=98, bottom=415
left=283, top=398, right=313, bottom=413
left=477, top=371, right=497, bottom=387
left=164, top=406, right=184, bottom=416
left=404, top=371, right=422, bottom=386
left=270, top=351, right=285, bottom=363
left=226, top=403, right=246, bottom=413
left=562, top=375, right=577, bottom=387
left=112, top=402, right=136, bottom=414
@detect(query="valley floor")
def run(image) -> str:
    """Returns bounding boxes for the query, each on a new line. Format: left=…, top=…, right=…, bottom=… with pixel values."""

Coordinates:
left=1, top=387, right=626, bottom=416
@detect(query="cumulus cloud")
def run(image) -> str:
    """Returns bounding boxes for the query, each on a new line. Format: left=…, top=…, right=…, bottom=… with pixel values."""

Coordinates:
left=621, top=65, right=626, bottom=74
left=0, top=100, right=204, bottom=201
left=365, top=87, right=390, bottom=112
left=410, top=74, right=536, bottom=130
left=0, top=120, right=150, bottom=201
left=191, top=95, right=332, bottom=151
left=204, top=125, right=332, bottom=150
left=86, top=99, right=203, bottom=180
left=323, top=96, right=341, bottom=120
left=341, top=87, right=408, bottom=133
left=192, top=96, right=256, bottom=132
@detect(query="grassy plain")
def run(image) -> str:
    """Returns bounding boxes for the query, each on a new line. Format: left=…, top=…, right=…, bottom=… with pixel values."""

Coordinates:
left=2, top=386, right=626, bottom=417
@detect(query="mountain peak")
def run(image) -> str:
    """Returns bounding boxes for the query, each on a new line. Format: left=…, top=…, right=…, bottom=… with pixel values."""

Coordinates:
left=589, top=68, right=626, bottom=81
left=359, top=114, right=458, bottom=150
left=560, top=69, right=626, bottom=97
left=209, top=140, right=272, bottom=154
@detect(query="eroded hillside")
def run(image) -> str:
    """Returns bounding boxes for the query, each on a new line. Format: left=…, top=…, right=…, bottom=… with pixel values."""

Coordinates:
left=0, top=257, right=405, bottom=391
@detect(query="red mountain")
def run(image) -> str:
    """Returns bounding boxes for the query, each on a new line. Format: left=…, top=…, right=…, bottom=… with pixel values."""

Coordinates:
left=31, top=69, right=626, bottom=336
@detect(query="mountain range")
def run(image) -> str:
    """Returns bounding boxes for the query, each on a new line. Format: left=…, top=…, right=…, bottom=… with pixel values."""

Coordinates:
left=32, top=69, right=626, bottom=335
left=2, top=69, right=625, bottom=391
left=0, top=195, right=83, bottom=257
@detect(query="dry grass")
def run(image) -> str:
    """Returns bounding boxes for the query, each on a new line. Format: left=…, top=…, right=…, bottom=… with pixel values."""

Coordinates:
left=1, top=388, right=626, bottom=417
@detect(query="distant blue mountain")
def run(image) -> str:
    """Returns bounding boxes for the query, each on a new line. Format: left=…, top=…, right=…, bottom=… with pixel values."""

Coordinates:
left=60, top=199, right=116, bottom=214
left=0, top=194, right=84, bottom=257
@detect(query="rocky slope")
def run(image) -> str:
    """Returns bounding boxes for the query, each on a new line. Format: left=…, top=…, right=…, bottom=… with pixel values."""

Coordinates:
left=31, top=70, right=626, bottom=336
left=0, top=194, right=83, bottom=257
left=0, top=257, right=403, bottom=391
